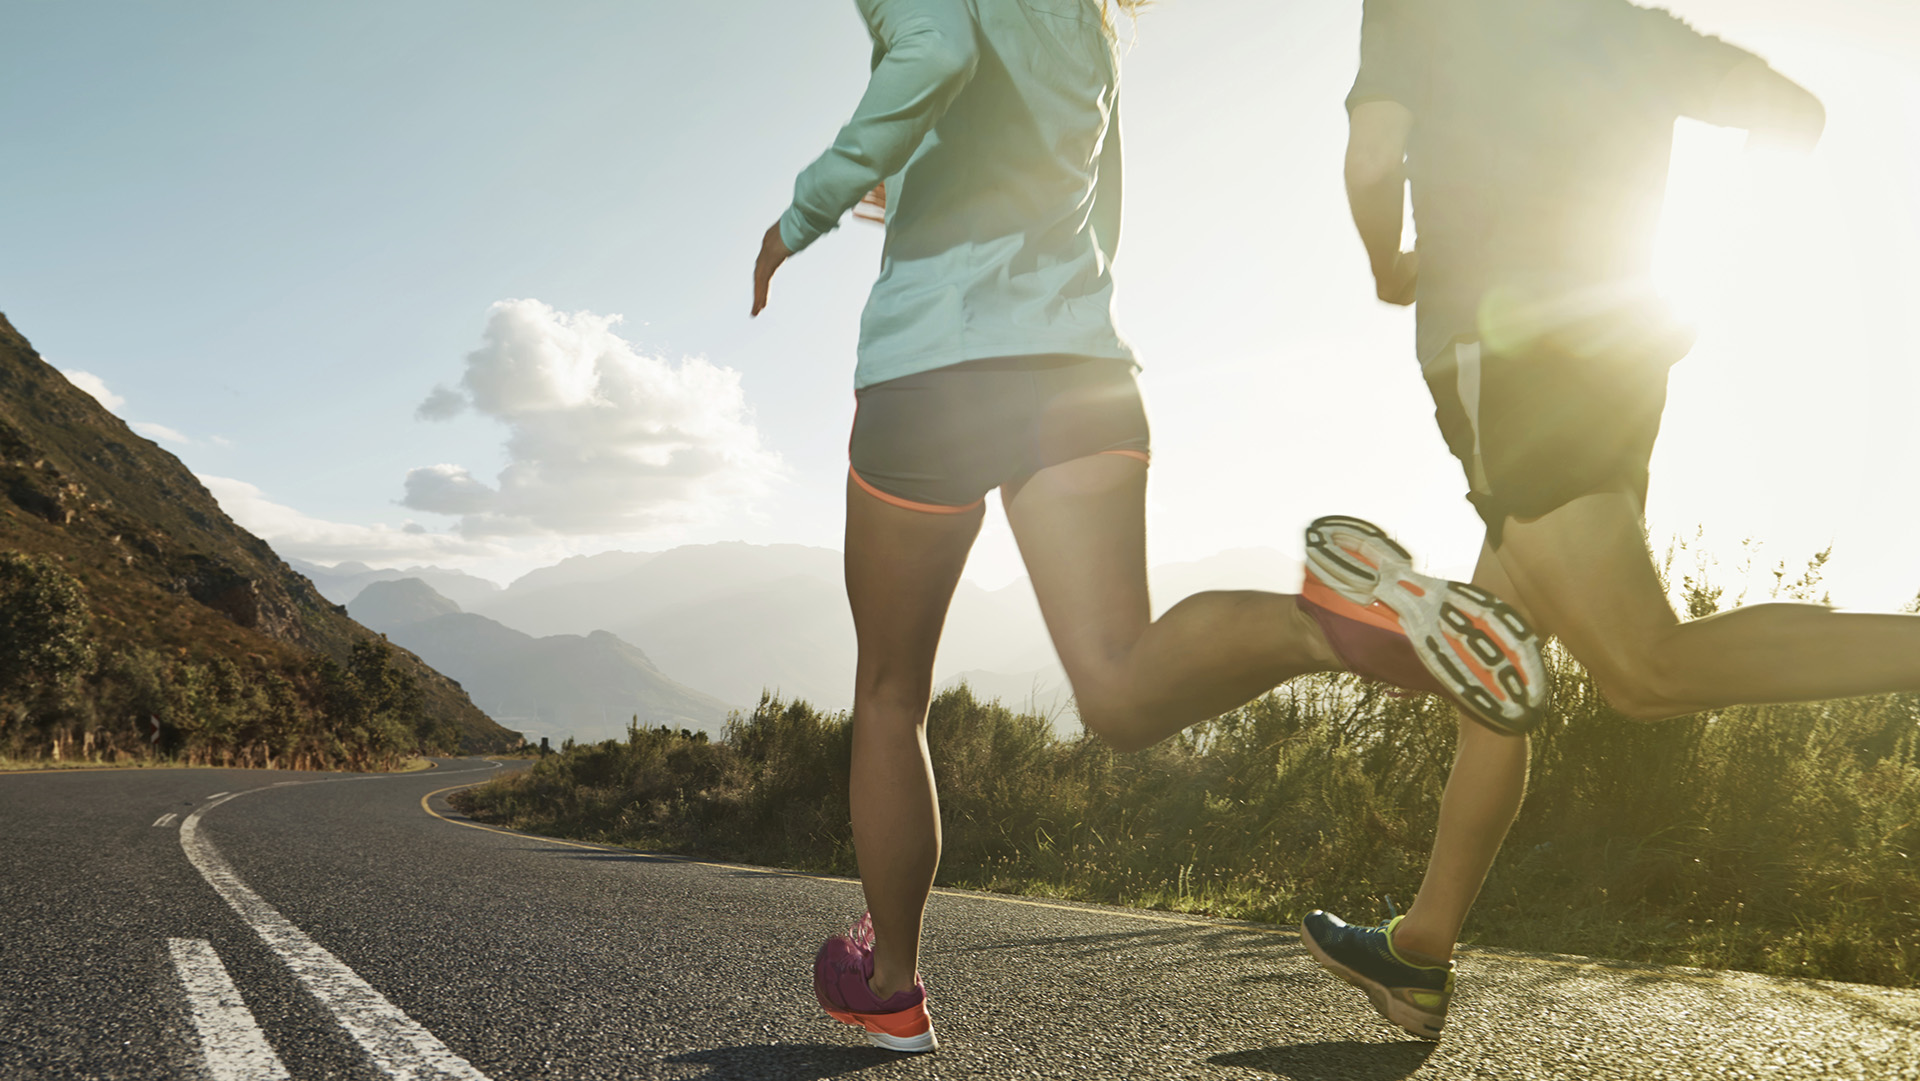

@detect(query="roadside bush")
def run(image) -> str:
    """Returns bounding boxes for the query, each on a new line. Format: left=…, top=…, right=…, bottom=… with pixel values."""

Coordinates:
left=456, top=674, right=1920, bottom=988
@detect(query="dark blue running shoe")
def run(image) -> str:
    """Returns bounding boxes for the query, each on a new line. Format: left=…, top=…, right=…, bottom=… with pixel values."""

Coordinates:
left=1301, top=910, right=1454, bottom=1039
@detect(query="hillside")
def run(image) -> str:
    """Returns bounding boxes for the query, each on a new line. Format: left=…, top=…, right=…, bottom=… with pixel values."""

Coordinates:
left=351, top=578, right=733, bottom=744
left=0, top=312, right=516, bottom=758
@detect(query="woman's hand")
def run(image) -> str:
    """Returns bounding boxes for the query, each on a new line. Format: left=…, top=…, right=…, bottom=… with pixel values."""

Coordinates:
left=751, top=223, right=792, bottom=316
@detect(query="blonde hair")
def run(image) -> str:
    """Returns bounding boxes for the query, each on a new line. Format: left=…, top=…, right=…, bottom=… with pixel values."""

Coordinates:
left=1099, top=0, right=1150, bottom=35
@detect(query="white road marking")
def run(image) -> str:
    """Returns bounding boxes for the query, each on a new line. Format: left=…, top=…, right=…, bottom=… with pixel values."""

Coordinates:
left=154, top=813, right=180, bottom=828
left=180, top=779, right=495, bottom=1081
left=168, top=938, right=292, bottom=1081
left=207, top=792, right=230, bottom=799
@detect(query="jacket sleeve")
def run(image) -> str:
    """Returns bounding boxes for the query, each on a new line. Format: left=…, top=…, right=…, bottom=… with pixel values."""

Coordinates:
left=778, top=0, right=980, bottom=253
left=1089, top=91, right=1123, bottom=269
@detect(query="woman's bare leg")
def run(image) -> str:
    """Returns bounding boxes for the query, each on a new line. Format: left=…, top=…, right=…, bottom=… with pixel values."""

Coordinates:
left=1002, top=454, right=1342, bottom=753
left=843, top=476, right=984, bottom=998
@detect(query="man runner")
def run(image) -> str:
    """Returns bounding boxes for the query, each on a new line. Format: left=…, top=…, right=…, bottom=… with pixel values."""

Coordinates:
left=1305, top=0, right=1920, bottom=1040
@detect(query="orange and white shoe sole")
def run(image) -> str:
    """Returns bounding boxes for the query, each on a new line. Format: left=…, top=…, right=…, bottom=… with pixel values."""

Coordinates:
left=1304, top=515, right=1548, bottom=735
left=823, top=1004, right=939, bottom=1053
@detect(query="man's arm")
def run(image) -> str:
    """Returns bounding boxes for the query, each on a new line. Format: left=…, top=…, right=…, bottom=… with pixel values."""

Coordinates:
left=1345, top=100, right=1417, bottom=306
left=1697, top=58, right=1824, bottom=152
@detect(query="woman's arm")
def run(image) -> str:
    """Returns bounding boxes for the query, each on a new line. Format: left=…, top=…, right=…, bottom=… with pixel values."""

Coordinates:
left=779, top=0, right=980, bottom=254
left=754, top=0, right=978, bottom=316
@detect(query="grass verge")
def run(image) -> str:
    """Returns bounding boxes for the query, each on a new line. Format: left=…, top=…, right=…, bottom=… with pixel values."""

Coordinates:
left=452, top=677, right=1920, bottom=989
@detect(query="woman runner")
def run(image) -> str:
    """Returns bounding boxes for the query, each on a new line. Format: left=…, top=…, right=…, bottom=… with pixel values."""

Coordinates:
left=752, top=0, right=1547, bottom=1052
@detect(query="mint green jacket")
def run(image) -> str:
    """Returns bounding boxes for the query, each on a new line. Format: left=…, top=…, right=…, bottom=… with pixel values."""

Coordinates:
left=780, top=0, right=1135, bottom=388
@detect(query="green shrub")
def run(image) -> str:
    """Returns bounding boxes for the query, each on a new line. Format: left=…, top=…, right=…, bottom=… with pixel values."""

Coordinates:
left=454, top=667, right=1920, bottom=988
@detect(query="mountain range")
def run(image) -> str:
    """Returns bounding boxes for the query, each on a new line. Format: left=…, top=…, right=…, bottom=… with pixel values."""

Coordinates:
left=348, top=578, right=732, bottom=745
left=305, top=540, right=1305, bottom=737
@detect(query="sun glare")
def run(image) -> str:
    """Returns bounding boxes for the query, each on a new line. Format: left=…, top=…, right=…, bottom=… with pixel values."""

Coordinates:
left=1652, top=119, right=1829, bottom=327
left=1645, top=62, right=1920, bottom=611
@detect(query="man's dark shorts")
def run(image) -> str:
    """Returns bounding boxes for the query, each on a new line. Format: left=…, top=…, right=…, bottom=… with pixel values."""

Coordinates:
left=1423, top=336, right=1677, bottom=547
left=849, top=355, right=1150, bottom=514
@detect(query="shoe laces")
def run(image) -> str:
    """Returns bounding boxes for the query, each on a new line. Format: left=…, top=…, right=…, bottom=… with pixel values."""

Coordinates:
left=849, top=910, right=876, bottom=951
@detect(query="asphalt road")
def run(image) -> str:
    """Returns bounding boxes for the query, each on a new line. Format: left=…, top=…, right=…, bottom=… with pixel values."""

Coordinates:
left=2, top=759, right=1915, bottom=1081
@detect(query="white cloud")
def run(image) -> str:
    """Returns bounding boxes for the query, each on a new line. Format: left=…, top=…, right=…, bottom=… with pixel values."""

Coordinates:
left=132, top=421, right=193, bottom=445
left=405, top=298, right=782, bottom=536
left=403, top=463, right=498, bottom=515
left=201, top=474, right=505, bottom=565
left=415, top=385, right=465, bottom=421
left=60, top=369, right=126, bottom=412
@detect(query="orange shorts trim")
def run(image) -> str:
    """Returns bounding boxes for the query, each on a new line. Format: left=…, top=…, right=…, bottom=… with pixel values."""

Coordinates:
left=849, top=467, right=984, bottom=515
left=1100, top=448, right=1151, bottom=464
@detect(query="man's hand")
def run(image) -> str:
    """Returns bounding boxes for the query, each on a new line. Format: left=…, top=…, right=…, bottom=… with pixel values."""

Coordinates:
left=751, top=223, right=792, bottom=317
left=1374, top=249, right=1418, bottom=306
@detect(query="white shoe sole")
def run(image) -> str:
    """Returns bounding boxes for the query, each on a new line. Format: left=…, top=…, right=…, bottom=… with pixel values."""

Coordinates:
left=1304, top=515, right=1548, bottom=734
left=868, top=1026, right=938, bottom=1052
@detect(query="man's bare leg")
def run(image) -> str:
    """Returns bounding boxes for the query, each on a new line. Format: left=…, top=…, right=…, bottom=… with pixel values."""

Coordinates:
left=1391, top=546, right=1532, bottom=963
left=1001, top=454, right=1344, bottom=753
left=1394, top=484, right=1920, bottom=962
left=843, top=477, right=984, bottom=998
left=1497, top=488, right=1920, bottom=720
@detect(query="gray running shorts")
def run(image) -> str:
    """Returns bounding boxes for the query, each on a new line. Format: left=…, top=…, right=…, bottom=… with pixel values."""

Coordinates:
left=849, top=355, right=1150, bottom=513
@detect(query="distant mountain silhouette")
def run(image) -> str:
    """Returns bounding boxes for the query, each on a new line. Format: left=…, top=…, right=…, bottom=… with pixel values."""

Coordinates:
left=290, top=557, right=501, bottom=610
left=0, top=312, right=514, bottom=752
left=476, top=542, right=837, bottom=639
left=417, top=541, right=1309, bottom=715
left=348, top=576, right=463, bottom=628
left=352, top=578, right=732, bottom=744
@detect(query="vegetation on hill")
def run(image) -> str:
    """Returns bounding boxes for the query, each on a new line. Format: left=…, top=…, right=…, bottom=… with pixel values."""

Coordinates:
left=0, top=312, right=517, bottom=767
left=454, top=562, right=1920, bottom=989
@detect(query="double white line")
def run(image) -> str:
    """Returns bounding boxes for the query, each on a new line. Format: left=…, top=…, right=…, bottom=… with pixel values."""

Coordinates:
left=175, top=771, right=498, bottom=1080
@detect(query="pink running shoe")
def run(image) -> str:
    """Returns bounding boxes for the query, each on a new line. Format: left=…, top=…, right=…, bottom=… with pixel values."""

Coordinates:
left=813, top=912, right=939, bottom=1053
left=1298, top=515, right=1548, bottom=735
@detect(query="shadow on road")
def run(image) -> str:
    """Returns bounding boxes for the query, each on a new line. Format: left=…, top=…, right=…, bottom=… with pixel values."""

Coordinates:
left=1210, top=1040, right=1434, bottom=1080
left=662, top=1042, right=897, bottom=1079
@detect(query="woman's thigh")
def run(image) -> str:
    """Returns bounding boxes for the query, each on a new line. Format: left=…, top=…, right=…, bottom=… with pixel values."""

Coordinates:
left=844, top=474, right=986, bottom=700
left=1002, top=454, right=1150, bottom=688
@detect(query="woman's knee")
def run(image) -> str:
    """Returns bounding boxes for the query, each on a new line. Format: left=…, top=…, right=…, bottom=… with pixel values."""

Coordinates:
left=853, top=668, right=935, bottom=724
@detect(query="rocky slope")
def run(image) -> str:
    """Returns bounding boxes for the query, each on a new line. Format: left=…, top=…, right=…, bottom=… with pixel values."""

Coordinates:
left=0, top=312, right=515, bottom=753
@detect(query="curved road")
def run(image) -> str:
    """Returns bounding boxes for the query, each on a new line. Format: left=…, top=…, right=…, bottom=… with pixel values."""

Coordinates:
left=2, top=759, right=1915, bottom=1080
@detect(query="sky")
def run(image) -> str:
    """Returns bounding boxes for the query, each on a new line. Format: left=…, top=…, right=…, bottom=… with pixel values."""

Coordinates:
left=5, top=0, right=1919, bottom=610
